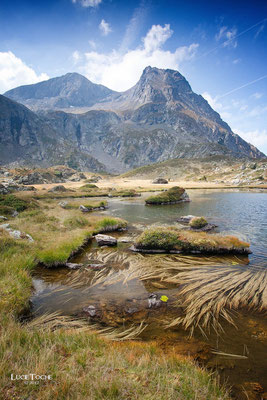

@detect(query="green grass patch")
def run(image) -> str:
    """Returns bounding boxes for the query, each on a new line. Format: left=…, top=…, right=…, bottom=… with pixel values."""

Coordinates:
left=111, top=189, right=139, bottom=197
left=63, top=216, right=90, bottom=229
left=135, top=227, right=250, bottom=253
left=79, top=183, right=98, bottom=190
left=94, top=217, right=127, bottom=233
left=145, top=187, right=185, bottom=205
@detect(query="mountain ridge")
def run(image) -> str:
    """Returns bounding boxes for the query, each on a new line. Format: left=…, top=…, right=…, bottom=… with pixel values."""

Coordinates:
left=2, top=66, right=265, bottom=172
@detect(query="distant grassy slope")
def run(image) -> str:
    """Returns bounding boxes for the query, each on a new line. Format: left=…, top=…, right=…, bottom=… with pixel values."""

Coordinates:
left=121, top=156, right=267, bottom=186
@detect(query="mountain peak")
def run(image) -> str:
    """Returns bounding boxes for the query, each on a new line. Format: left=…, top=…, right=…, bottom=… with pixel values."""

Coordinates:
left=123, top=65, right=192, bottom=104
left=4, top=72, right=116, bottom=110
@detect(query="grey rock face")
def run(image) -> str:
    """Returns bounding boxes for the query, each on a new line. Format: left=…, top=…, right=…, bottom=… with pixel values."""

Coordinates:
left=5, top=73, right=116, bottom=110
left=0, top=95, right=106, bottom=172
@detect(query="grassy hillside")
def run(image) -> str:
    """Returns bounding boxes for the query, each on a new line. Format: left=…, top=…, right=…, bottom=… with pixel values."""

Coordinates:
left=121, top=156, right=267, bottom=186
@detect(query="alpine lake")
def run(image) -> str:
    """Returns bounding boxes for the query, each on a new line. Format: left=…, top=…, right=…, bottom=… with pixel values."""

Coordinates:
left=31, top=189, right=267, bottom=397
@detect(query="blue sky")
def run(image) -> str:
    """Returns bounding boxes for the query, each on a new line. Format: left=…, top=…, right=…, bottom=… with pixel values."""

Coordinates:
left=0, top=0, right=266, bottom=154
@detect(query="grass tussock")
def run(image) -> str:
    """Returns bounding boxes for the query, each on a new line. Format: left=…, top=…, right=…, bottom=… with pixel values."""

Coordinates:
left=79, top=183, right=99, bottom=190
left=190, top=217, right=208, bottom=229
left=94, top=217, right=128, bottom=234
left=135, top=227, right=250, bottom=254
left=65, top=200, right=107, bottom=210
left=145, top=186, right=185, bottom=205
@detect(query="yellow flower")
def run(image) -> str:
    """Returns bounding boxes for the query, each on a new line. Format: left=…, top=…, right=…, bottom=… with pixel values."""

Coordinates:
left=160, top=295, right=169, bottom=303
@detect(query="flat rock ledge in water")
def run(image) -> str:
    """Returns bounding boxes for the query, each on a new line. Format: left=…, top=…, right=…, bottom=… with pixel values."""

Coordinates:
left=95, top=234, right=117, bottom=246
left=65, top=263, right=83, bottom=270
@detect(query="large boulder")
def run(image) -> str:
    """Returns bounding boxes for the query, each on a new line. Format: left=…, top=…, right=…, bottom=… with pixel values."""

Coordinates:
left=152, top=178, right=168, bottom=184
left=95, top=234, right=117, bottom=246
left=48, top=185, right=67, bottom=192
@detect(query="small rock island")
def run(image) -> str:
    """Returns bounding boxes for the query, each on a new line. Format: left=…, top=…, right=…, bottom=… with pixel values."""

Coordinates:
left=145, top=186, right=190, bottom=205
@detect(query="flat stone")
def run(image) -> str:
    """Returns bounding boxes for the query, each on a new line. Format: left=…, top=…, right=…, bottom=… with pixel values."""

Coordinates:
left=66, top=263, right=83, bottom=270
left=95, top=234, right=117, bottom=246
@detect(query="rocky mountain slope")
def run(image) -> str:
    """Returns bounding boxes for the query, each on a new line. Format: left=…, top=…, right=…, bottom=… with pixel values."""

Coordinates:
left=0, top=95, right=106, bottom=171
left=4, top=72, right=116, bottom=111
left=2, top=67, right=265, bottom=172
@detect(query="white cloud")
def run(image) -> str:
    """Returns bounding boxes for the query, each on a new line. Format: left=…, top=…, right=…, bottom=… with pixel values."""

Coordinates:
left=233, top=58, right=240, bottom=64
left=251, top=92, right=263, bottom=99
left=0, top=51, right=49, bottom=94
left=254, top=22, right=265, bottom=38
left=215, top=26, right=237, bottom=48
left=88, top=40, right=96, bottom=49
left=248, top=104, right=267, bottom=117
left=72, top=50, right=81, bottom=64
left=99, top=19, right=112, bottom=36
left=72, top=0, right=102, bottom=7
left=233, top=128, right=267, bottom=150
left=202, top=92, right=223, bottom=111
left=80, top=24, right=198, bottom=91
left=120, top=1, right=148, bottom=52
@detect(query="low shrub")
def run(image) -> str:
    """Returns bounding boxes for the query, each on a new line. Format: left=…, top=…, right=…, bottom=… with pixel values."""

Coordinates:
left=189, top=217, right=208, bottom=229
left=0, top=194, right=28, bottom=212
left=135, top=228, right=180, bottom=250
left=0, top=205, right=15, bottom=216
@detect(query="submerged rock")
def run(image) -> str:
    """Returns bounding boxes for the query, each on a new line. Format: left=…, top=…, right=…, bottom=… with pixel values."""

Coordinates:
left=95, top=234, right=117, bottom=246
left=87, top=263, right=107, bottom=270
